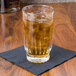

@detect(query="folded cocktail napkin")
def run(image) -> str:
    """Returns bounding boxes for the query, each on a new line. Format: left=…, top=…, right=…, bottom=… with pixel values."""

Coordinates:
left=0, top=45, right=76, bottom=75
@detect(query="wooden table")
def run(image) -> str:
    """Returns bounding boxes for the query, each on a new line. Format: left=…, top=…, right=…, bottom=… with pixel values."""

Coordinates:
left=0, top=2, right=76, bottom=76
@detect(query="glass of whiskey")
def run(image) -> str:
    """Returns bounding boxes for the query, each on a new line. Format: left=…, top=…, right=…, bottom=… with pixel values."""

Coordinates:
left=22, top=5, right=54, bottom=63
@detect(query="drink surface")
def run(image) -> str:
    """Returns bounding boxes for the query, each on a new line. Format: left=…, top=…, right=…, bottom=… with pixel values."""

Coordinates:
left=23, top=19, right=54, bottom=57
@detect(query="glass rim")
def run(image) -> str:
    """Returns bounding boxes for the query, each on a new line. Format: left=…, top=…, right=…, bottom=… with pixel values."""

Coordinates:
left=22, top=4, right=54, bottom=15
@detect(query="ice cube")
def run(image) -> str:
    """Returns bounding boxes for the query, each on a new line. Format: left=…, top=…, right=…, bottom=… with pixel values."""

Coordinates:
left=27, top=13, right=35, bottom=21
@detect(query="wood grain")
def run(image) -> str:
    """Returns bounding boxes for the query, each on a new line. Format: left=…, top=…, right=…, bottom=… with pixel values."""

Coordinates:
left=0, top=2, right=76, bottom=76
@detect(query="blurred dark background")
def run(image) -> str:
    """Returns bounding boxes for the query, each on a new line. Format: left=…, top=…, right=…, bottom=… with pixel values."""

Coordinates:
left=21, top=0, right=76, bottom=3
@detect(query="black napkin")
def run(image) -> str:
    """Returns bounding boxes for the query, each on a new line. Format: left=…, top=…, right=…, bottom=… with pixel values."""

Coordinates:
left=0, top=45, right=76, bottom=76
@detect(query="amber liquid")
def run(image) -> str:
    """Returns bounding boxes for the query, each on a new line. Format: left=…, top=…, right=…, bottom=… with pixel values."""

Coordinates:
left=23, top=19, right=54, bottom=57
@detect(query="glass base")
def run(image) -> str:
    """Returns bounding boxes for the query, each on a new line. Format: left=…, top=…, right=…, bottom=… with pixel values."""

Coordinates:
left=0, top=7, right=20, bottom=13
left=26, top=54, right=50, bottom=63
